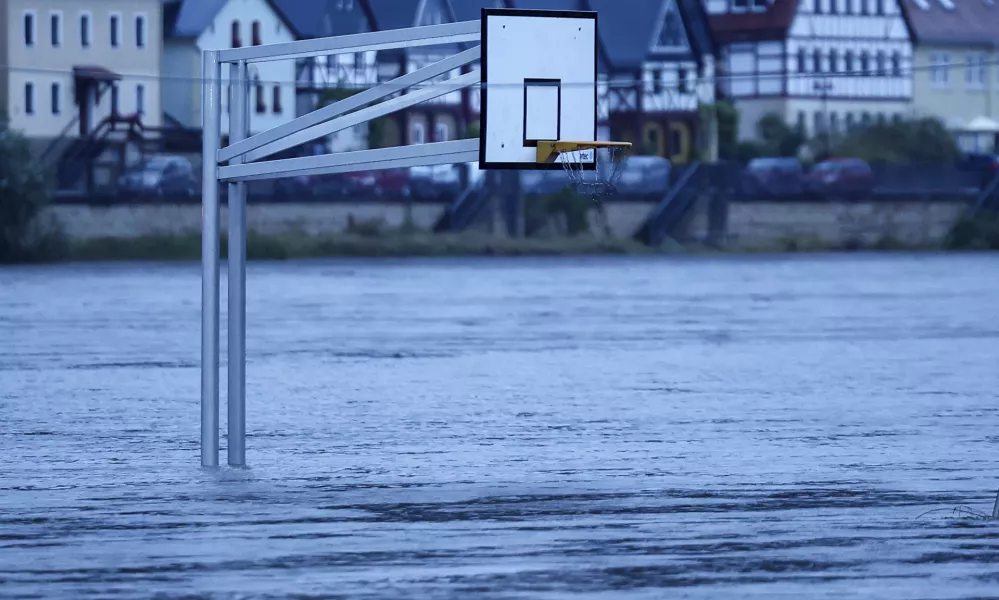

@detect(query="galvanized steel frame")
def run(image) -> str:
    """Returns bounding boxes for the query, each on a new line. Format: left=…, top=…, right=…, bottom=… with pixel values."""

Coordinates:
left=201, top=23, right=482, bottom=467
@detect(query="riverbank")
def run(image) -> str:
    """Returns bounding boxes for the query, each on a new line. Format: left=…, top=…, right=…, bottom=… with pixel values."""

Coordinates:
left=62, top=228, right=973, bottom=262
left=4, top=200, right=994, bottom=263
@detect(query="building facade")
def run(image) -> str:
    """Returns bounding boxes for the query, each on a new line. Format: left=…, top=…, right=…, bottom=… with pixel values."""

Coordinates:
left=364, top=0, right=466, bottom=148
left=593, top=0, right=716, bottom=162
left=162, top=0, right=299, bottom=137
left=900, top=0, right=999, bottom=152
left=0, top=0, right=162, bottom=139
left=707, top=0, right=914, bottom=140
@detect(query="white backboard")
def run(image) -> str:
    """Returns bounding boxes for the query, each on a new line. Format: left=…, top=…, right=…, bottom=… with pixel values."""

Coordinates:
left=479, top=8, right=598, bottom=170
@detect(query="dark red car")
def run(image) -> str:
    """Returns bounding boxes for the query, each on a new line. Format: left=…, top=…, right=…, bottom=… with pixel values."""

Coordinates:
left=343, top=169, right=411, bottom=198
left=806, top=158, right=874, bottom=199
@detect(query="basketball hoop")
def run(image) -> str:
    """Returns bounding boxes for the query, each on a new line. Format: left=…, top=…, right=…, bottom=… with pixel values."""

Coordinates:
left=536, top=140, right=633, bottom=201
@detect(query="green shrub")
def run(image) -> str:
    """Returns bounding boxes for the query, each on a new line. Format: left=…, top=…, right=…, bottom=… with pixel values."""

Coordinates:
left=944, top=215, right=999, bottom=250
left=0, top=119, right=66, bottom=262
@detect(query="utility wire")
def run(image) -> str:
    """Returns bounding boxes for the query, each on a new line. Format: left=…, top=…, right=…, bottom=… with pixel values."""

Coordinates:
left=0, top=57, right=992, bottom=91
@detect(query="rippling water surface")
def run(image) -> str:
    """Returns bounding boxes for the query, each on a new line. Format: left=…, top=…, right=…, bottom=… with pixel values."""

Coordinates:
left=3, top=253, right=999, bottom=599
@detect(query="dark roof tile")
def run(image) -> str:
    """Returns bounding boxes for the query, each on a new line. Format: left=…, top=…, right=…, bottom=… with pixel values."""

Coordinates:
left=708, top=0, right=798, bottom=44
left=900, top=0, right=999, bottom=46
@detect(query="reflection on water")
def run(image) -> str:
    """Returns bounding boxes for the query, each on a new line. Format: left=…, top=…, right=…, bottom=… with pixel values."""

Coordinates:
left=2, top=253, right=999, bottom=599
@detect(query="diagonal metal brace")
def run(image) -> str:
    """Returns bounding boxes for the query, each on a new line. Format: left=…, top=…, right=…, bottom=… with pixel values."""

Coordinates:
left=230, top=70, right=481, bottom=164
left=219, top=46, right=481, bottom=164
left=219, top=139, right=479, bottom=182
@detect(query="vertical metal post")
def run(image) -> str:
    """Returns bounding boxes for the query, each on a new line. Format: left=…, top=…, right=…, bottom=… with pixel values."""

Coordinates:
left=201, top=50, right=222, bottom=468
left=227, top=60, right=249, bottom=467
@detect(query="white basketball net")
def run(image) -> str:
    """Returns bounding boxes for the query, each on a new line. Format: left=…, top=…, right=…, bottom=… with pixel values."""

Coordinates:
left=558, top=146, right=631, bottom=199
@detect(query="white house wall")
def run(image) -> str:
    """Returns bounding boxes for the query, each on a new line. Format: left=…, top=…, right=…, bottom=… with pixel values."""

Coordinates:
left=193, top=0, right=297, bottom=137
left=162, top=41, right=199, bottom=127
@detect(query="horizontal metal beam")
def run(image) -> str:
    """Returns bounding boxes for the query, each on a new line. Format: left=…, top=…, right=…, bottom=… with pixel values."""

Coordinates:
left=237, top=70, right=480, bottom=164
left=218, top=20, right=480, bottom=63
left=219, top=47, right=481, bottom=163
left=219, top=139, right=479, bottom=182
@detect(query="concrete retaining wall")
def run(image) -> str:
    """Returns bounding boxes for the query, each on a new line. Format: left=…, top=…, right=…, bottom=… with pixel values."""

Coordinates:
left=48, top=198, right=966, bottom=248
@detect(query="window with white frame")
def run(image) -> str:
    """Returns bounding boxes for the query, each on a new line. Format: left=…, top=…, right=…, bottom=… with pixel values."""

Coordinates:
left=930, top=52, right=949, bottom=87
left=51, top=83, right=60, bottom=114
left=965, top=53, right=986, bottom=88
left=24, top=11, right=36, bottom=46
left=434, top=122, right=449, bottom=142
left=135, top=14, right=146, bottom=48
left=109, top=13, right=120, bottom=47
left=411, top=121, right=426, bottom=144
left=80, top=13, right=91, bottom=47
left=50, top=12, right=61, bottom=47
left=25, top=83, right=35, bottom=114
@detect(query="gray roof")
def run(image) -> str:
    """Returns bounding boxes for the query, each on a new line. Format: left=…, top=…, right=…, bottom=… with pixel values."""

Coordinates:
left=165, top=0, right=302, bottom=39
left=365, top=0, right=423, bottom=30
left=588, top=0, right=713, bottom=70
left=166, top=0, right=227, bottom=38
left=451, top=0, right=506, bottom=22
left=900, top=0, right=999, bottom=46
left=510, top=0, right=584, bottom=10
left=271, top=0, right=329, bottom=38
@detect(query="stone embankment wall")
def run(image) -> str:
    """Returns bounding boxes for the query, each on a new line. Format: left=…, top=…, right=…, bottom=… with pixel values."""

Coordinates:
left=49, top=198, right=965, bottom=248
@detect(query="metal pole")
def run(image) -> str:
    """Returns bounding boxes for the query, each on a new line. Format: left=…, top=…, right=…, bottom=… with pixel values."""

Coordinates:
left=227, top=60, right=249, bottom=467
left=201, top=50, right=222, bottom=468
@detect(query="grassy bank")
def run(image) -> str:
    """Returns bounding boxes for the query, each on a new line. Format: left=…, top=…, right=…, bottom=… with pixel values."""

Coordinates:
left=60, top=229, right=981, bottom=262
left=69, top=231, right=657, bottom=261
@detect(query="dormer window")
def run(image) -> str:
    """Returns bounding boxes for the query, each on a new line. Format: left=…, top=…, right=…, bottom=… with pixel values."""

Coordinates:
left=231, top=20, right=241, bottom=47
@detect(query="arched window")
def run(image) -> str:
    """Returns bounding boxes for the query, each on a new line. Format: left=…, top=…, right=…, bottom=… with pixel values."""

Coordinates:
left=876, top=51, right=886, bottom=76
left=410, top=121, right=425, bottom=144
left=798, top=48, right=808, bottom=73
left=844, top=50, right=855, bottom=73
left=829, top=48, right=839, bottom=73
left=891, top=51, right=902, bottom=76
left=251, top=20, right=261, bottom=45
left=231, top=20, right=241, bottom=47
left=813, top=49, right=822, bottom=72
left=434, top=121, right=449, bottom=142
left=272, top=85, right=281, bottom=113
left=860, top=51, right=870, bottom=75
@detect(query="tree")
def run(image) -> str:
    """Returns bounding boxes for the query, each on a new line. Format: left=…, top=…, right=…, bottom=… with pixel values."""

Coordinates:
left=0, top=117, right=63, bottom=262
left=755, top=113, right=805, bottom=157
left=834, top=117, right=959, bottom=164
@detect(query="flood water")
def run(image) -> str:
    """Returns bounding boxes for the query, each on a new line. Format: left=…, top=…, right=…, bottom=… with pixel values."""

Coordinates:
left=2, top=253, right=999, bottom=599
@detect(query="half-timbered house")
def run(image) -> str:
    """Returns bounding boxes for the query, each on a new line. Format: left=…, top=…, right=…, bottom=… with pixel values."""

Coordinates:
left=706, top=0, right=914, bottom=140
left=589, top=0, right=715, bottom=162
left=273, top=0, right=379, bottom=151
left=364, top=0, right=465, bottom=147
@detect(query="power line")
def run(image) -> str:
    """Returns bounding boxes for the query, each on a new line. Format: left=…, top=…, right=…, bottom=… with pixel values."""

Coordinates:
left=0, top=57, right=992, bottom=91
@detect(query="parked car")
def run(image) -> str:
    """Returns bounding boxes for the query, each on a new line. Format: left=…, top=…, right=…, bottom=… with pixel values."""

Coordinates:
left=117, top=155, right=196, bottom=198
left=343, top=168, right=410, bottom=198
left=409, top=164, right=462, bottom=201
left=611, top=155, right=671, bottom=198
left=740, top=157, right=805, bottom=198
left=957, top=152, right=999, bottom=189
left=805, top=158, right=874, bottom=199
